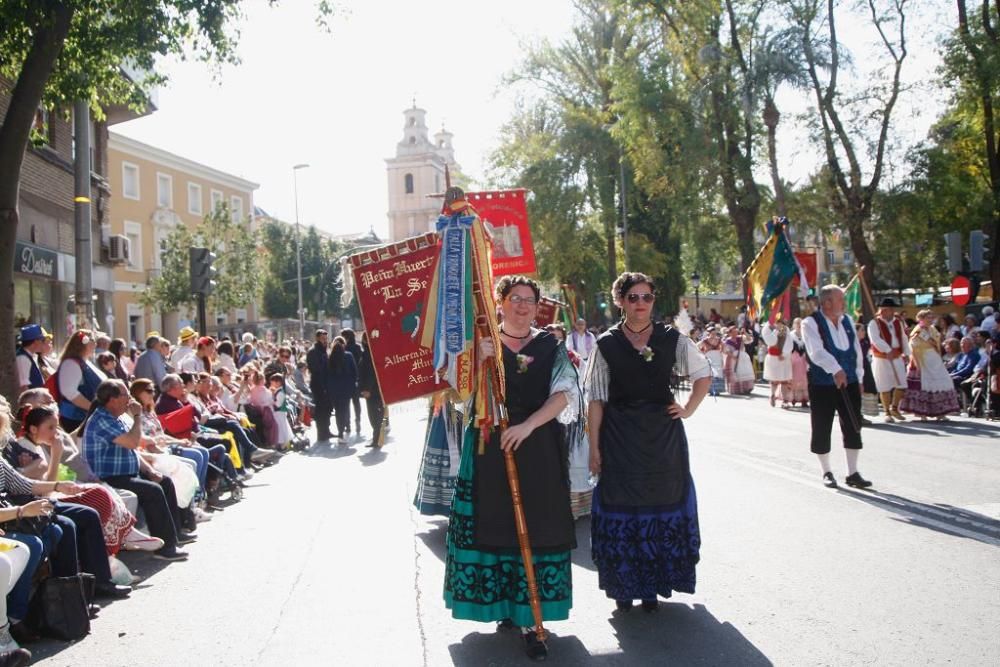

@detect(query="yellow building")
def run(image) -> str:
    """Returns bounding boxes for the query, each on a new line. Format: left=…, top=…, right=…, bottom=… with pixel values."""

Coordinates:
left=107, top=132, right=259, bottom=343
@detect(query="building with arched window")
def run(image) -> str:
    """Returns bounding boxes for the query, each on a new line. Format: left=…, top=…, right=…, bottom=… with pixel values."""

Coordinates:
left=385, top=103, right=459, bottom=241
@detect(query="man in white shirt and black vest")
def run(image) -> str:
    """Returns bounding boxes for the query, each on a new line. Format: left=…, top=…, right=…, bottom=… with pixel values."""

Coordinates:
left=802, top=285, right=873, bottom=489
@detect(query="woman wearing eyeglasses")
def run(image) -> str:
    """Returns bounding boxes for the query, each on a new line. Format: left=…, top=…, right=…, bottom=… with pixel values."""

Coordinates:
left=585, top=272, right=711, bottom=613
left=444, top=276, right=579, bottom=660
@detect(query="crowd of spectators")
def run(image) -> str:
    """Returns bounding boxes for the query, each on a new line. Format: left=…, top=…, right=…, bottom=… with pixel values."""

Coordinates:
left=2, top=325, right=324, bottom=662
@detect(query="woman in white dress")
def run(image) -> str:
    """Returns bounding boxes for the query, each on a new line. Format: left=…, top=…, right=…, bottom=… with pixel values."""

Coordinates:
left=761, top=320, right=794, bottom=407
left=901, top=309, right=960, bottom=420
left=723, top=326, right=756, bottom=395
left=698, top=327, right=726, bottom=396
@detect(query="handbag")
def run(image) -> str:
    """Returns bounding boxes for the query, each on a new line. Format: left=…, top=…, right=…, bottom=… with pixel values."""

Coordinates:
left=28, top=574, right=92, bottom=640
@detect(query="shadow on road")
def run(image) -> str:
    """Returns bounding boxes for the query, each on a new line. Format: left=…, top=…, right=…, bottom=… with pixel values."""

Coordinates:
left=447, top=602, right=771, bottom=665
left=416, top=518, right=449, bottom=562
left=837, top=487, right=1000, bottom=546
left=302, top=441, right=358, bottom=459
left=863, top=418, right=1000, bottom=438
left=359, top=447, right=388, bottom=466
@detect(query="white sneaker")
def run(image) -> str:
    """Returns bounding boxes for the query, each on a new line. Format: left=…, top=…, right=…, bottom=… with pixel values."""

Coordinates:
left=123, top=528, right=165, bottom=552
left=193, top=507, right=213, bottom=523
left=0, top=623, right=20, bottom=652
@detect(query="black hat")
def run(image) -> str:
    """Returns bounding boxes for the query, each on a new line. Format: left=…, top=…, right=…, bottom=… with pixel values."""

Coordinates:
left=879, top=297, right=897, bottom=308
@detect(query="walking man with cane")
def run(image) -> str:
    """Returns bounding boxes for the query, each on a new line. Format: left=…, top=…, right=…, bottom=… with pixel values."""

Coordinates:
left=801, top=285, right=873, bottom=489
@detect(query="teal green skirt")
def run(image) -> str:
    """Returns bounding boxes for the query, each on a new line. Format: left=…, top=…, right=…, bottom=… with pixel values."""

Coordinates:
left=443, top=426, right=572, bottom=626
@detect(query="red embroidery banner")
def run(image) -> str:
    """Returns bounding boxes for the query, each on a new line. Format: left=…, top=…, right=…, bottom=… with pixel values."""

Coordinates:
left=793, top=251, right=817, bottom=287
left=349, top=233, right=447, bottom=405
left=534, top=297, right=560, bottom=327
left=467, top=189, right=536, bottom=277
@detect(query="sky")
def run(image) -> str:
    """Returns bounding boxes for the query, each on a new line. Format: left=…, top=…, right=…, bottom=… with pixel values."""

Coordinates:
left=113, top=0, right=578, bottom=238
left=112, top=0, right=952, bottom=240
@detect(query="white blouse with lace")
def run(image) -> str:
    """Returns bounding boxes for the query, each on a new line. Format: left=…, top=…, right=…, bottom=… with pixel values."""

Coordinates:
left=584, top=331, right=711, bottom=403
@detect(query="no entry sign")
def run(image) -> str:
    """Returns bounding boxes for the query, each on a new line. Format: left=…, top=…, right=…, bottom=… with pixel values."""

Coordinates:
left=951, top=275, right=971, bottom=306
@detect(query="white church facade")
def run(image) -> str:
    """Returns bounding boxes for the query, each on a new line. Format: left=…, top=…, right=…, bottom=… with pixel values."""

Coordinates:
left=385, top=104, right=459, bottom=241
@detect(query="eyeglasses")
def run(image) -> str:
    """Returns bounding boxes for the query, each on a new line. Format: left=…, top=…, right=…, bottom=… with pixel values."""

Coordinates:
left=626, top=293, right=655, bottom=304
left=507, top=295, right=538, bottom=306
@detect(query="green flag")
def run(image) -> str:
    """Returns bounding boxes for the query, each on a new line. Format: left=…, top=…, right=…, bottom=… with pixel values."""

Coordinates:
left=844, top=276, right=862, bottom=321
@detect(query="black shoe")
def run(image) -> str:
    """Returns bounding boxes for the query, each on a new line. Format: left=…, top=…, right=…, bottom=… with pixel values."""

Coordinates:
left=496, top=618, right=515, bottom=631
left=861, top=418, right=873, bottom=427
left=94, top=581, right=131, bottom=599
left=0, top=648, right=32, bottom=667
left=641, top=599, right=659, bottom=613
left=845, top=472, right=873, bottom=489
left=615, top=599, right=633, bottom=612
left=177, top=532, right=198, bottom=545
left=523, top=631, right=548, bottom=661
left=822, top=472, right=838, bottom=488
left=152, top=548, right=188, bottom=562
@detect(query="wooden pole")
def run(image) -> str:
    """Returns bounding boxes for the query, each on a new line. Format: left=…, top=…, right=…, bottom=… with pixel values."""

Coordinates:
left=448, top=185, right=547, bottom=644
left=856, top=264, right=877, bottom=322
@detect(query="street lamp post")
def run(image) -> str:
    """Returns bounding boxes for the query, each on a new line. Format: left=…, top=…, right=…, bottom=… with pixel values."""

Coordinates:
left=293, top=163, right=309, bottom=340
left=690, top=271, right=701, bottom=314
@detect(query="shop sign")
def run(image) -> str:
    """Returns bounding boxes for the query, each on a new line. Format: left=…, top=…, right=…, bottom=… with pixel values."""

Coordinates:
left=15, top=242, right=57, bottom=279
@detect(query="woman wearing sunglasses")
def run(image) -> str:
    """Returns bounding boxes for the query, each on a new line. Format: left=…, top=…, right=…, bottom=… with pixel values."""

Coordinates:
left=444, top=276, right=579, bottom=660
left=585, top=271, right=711, bottom=613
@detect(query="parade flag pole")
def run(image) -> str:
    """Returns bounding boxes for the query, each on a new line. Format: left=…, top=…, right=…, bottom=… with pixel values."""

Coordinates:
left=424, top=168, right=547, bottom=644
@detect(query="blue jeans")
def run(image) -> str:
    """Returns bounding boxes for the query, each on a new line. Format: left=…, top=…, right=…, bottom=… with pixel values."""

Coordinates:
left=204, top=417, right=258, bottom=462
left=175, top=445, right=209, bottom=492
left=5, top=532, right=45, bottom=621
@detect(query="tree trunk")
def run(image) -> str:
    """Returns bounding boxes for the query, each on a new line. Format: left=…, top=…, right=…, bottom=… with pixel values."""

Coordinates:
left=0, top=1, right=74, bottom=403
left=763, top=97, right=787, bottom=218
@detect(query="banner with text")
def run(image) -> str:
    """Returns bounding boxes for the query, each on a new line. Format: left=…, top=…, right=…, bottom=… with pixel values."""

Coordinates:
left=534, top=297, right=561, bottom=328
left=466, top=189, right=536, bottom=277
left=349, top=233, right=447, bottom=405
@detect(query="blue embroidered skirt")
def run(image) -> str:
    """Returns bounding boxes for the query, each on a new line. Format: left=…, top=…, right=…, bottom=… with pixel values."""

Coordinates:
left=413, top=405, right=459, bottom=517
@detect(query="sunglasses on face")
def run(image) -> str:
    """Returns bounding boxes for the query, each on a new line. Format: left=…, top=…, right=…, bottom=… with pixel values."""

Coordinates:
left=507, top=295, right=538, bottom=306
left=626, top=293, right=655, bottom=304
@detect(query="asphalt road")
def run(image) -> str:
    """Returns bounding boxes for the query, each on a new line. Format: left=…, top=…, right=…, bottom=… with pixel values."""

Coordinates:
left=34, top=386, right=1000, bottom=666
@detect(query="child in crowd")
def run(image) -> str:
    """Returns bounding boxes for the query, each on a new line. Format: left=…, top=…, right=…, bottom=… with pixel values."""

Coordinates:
left=269, top=374, right=293, bottom=450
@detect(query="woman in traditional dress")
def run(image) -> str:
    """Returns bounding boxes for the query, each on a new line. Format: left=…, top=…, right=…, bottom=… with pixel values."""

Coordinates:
left=787, top=318, right=810, bottom=407
left=761, top=320, right=794, bottom=407
left=444, top=276, right=578, bottom=661
left=586, top=272, right=710, bottom=614
left=697, top=327, right=726, bottom=396
left=900, top=309, right=961, bottom=420
left=722, top=326, right=755, bottom=395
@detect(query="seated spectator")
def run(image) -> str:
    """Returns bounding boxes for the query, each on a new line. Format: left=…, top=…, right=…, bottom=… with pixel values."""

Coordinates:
left=216, top=340, right=237, bottom=374
left=0, top=533, right=34, bottom=654
left=13, top=406, right=162, bottom=554
left=130, top=379, right=225, bottom=515
left=951, top=337, right=983, bottom=408
left=943, top=338, right=961, bottom=369
left=96, top=351, right=119, bottom=381
left=15, top=325, right=47, bottom=393
left=55, top=330, right=104, bottom=433
left=132, top=335, right=168, bottom=388
left=158, top=374, right=273, bottom=469
left=107, top=339, right=131, bottom=382
left=82, top=379, right=190, bottom=562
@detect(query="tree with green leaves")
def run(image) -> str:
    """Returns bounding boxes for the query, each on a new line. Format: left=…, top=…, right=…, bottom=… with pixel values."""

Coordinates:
left=0, top=0, right=332, bottom=400
left=140, top=205, right=264, bottom=320
left=946, top=0, right=1000, bottom=289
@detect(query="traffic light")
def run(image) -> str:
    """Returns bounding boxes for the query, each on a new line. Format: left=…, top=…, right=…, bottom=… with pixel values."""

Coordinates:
left=189, top=247, right=217, bottom=295
left=969, top=230, right=986, bottom=272
left=944, top=231, right=962, bottom=273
